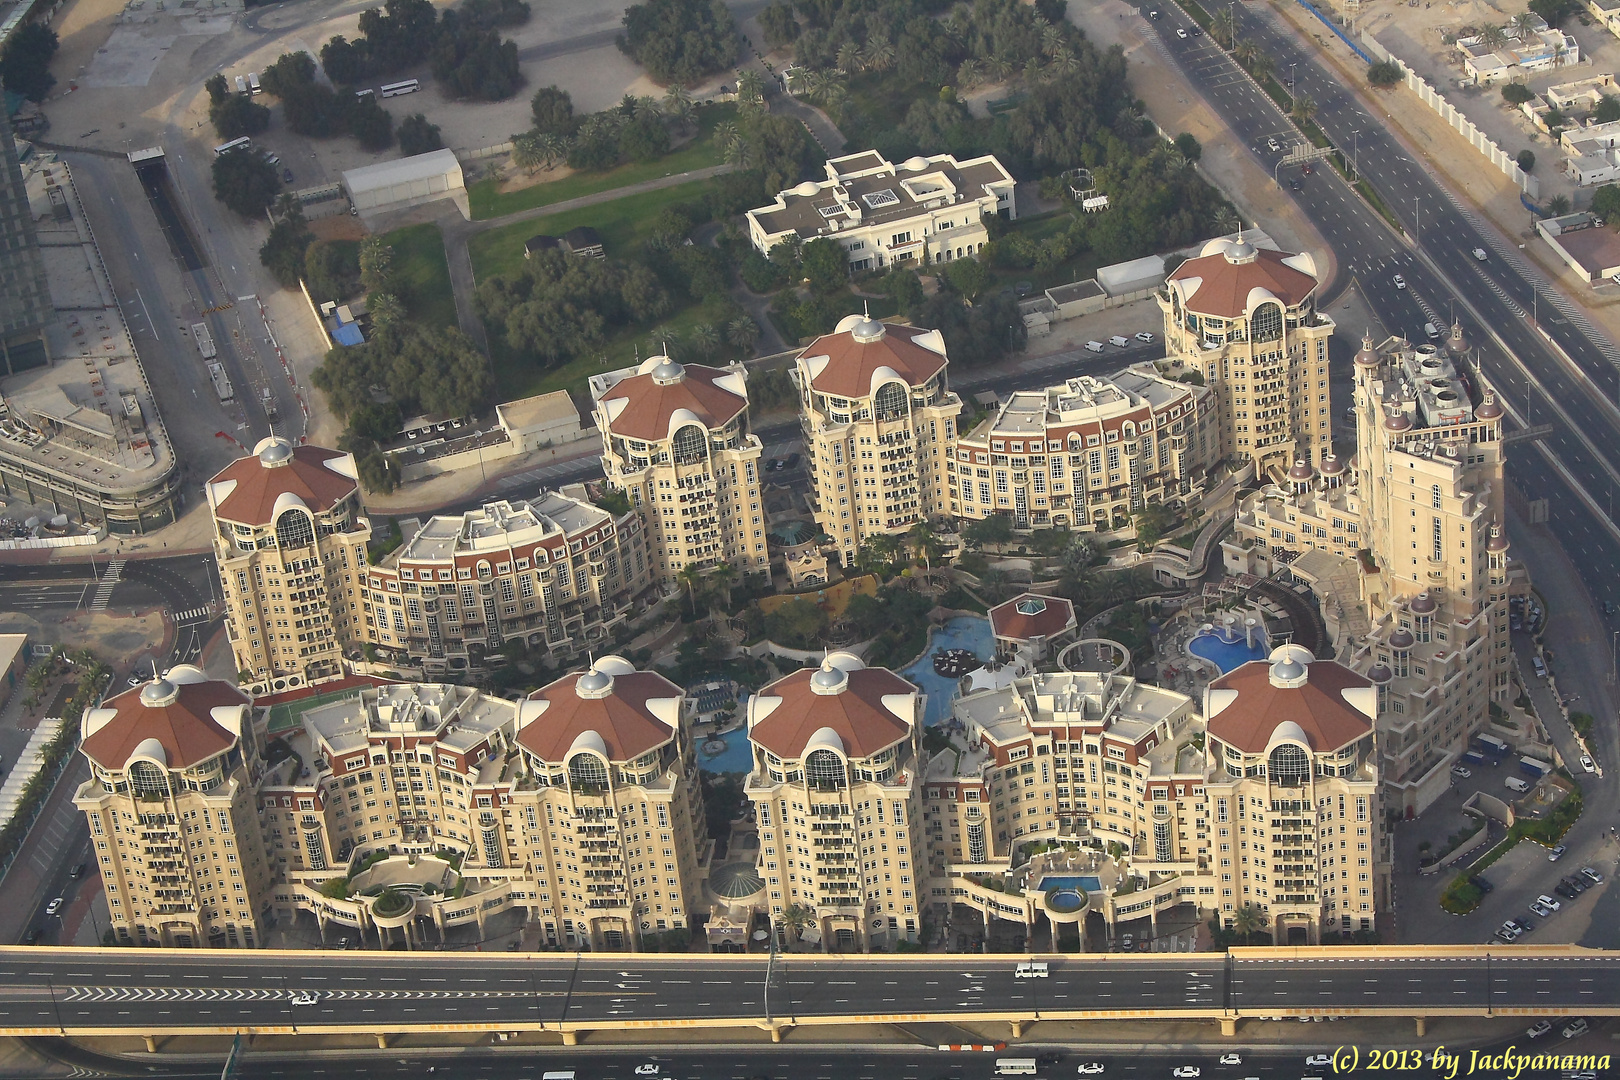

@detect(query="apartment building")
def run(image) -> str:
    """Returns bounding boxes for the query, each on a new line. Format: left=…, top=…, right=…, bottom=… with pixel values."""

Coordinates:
left=208, top=438, right=370, bottom=693
left=744, top=653, right=926, bottom=951
left=1348, top=333, right=1514, bottom=813
left=362, top=488, right=651, bottom=676
left=745, top=150, right=1017, bottom=270
left=591, top=356, right=768, bottom=587
left=1203, top=645, right=1382, bottom=942
left=793, top=316, right=960, bottom=569
left=953, top=367, right=1218, bottom=532
left=512, top=656, right=708, bottom=948
left=74, top=668, right=275, bottom=948
left=1159, top=236, right=1334, bottom=480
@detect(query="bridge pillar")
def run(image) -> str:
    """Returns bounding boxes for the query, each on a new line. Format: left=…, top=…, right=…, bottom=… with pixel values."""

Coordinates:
left=142, top=1035, right=161, bottom=1054
left=375, top=1033, right=390, bottom=1050
left=562, top=1030, right=582, bottom=1046
left=1010, top=1020, right=1028, bottom=1039
left=1414, top=1017, right=1427, bottom=1037
left=762, top=1023, right=793, bottom=1043
left=1219, top=1017, right=1239, bottom=1037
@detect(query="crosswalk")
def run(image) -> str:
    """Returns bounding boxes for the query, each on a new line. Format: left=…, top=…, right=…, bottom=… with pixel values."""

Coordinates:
left=172, top=606, right=211, bottom=624
left=88, top=559, right=124, bottom=612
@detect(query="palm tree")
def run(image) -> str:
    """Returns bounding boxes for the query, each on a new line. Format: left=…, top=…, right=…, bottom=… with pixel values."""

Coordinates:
left=1511, top=11, right=1539, bottom=40
left=867, top=533, right=902, bottom=572
left=1113, top=105, right=1144, bottom=138
left=1214, top=205, right=1242, bottom=234
left=689, top=322, right=719, bottom=358
left=662, top=86, right=695, bottom=133
left=1546, top=193, right=1572, bottom=216
left=1478, top=24, right=1509, bottom=52
left=709, top=562, right=739, bottom=612
left=1041, top=23, right=1065, bottom=58
left=714, top=120, right=738, bottom=153
left=727, top=316, right=759, bottom=353
left=737, top=69, right=766, bottom=113
left=1213, top=7, right=1236, bottom=48
left=368, top=292, right=404, bottom=334
left=1024, top=57, right=1048, bottom=85
left=988, top=54, right=1016, bottom=83
left=957, top=58, right=986, bottom=89
left=1289, top=93, right=1317, bottom=126
left=1232, top=37, right=1256, bottom=66
left=723, top=131, right=755, bottom=167
left=1553, top=42, right=1569, bottom=71
left=863, top=39, right=896, bottom=72
left=1048, top=46, right=1079, bottom=76
left=1231, top=903, right=1266, bottom=944
left=677, top=562, right=706, bottom=614
left=535, top=132, right=565, bottom=170
left=1249, top=49, right=1275, bottom=83
left=908, top=520, right=944, bottom=580
left=511, top=132, right=545, bottom=175
left=836, top=41, right=862, bottom=73
left=779, top=903, right=815, bottom=945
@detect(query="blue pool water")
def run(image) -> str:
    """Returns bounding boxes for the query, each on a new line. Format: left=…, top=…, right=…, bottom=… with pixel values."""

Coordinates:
left=696, top=694, right=755, bottom=774
left=899, top=616, right=996, bottom=728
left=1038, top=875, right=1101, bottom=893
left=1188, top=630, right=1269, bottom=673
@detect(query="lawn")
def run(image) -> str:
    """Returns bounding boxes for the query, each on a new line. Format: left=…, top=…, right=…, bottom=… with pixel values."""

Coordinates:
left=466, top=103, right=736, bottom=221
left=381, top=223, right=457, bottom=331
left=469, top=176, right=749, bottom=401
left=468, top=176, right=715, bottom=281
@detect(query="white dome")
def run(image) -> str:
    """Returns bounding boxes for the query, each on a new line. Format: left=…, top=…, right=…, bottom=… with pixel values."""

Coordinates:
left=127, top=736, right=169, bottom=768
left=834, top=313, right=867, bottom=334
left=903, top=156, right=930, bottom=171
left=1265, top=720, right=1311, bottom=752
left=795, top=181, right=820, bottom=198
left=805, top=725, right=845, bottom=754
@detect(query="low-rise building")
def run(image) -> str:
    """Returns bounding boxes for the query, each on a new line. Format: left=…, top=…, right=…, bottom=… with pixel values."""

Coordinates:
left=1458, top=18, right=1579, bottom=84
left=362, top=488, right=650, bottom=675
left=208, top=438, right=371, bottom=694
left=952, top=366, right=1217, bottom=532
left=746, top=150, right=1016, bottom=270
left=987, top=593, right=1078, bottom=666
left=592, top=355, right=769, bottom=586
left=74, top=669, right=276, bottom=947
left=793, top=315, right=960, bottom=569
left=744, top=653, right=926, bottom=951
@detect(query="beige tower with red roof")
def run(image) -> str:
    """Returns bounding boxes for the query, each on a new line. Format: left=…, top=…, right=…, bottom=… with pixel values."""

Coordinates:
left=206, top=438, right=371, bottom=693
left=1202, top=644, right=1383, bottom=943
left=590, top=356, right=768, bottom=587
left=511, top=656, right=707, bottom=950
left=792, top=315, right=961, bottom=570
left=744, top=652, right=925, bottom=951
left=73, top=668, right=275, bottom=947
left=1159, top=236, right=1335, bottom=482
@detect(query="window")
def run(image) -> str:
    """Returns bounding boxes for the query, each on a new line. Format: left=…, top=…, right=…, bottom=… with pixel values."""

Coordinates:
left=671, top=425, right=706, bottom=465
left=1252, top=302, right=1283, bottom=342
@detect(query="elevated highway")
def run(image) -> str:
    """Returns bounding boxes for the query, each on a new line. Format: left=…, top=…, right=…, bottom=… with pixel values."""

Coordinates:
left=0, top=946, right=1615, bottom=1048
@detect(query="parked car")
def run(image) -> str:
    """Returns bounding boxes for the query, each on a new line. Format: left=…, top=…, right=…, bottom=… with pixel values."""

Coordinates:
left=1135, top=331, right=1155, bottom=343
left=1554, top=883, right=1579, bottom=900
left=1451, top=765, right=1472, bottom=778
left=1529, top=901, right=1554, bottom=918
left=764, top=458, right=782, bottom=471
left=282, top=168, right=294, bottom=183
left=1563, top=1018, right=1589, bottom=1039
left=1525, top=1019, right=1553, bottom=1039
left=1076, top=1066, right=1105, bottom=1076
left=1393, top=274, right=1407, bottom=289
left=1580, top=754, right=1596, bottom=773
left=1172, top=1068, right=1200, bottom=1079
left=1470, top=875, right=1494, bottom=894
left=1580, top=866, right=1603, bottom=884
left=1538, top=893, right=1562, bottom=910
left=1513, top=915, right=1535, bottom=931
left=1549, top=844, right=1567, bottom=861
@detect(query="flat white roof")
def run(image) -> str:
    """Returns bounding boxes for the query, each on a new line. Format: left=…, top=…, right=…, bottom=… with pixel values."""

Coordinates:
left=342, top=149, right=464, bottom=196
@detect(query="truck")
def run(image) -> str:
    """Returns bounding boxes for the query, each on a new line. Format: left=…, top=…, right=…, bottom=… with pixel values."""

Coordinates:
left=190, top=322, right=217, bottom=360
left=1475, top=733, right=1510, bottom=756
left=1519, top=755, right=1553, bottom=778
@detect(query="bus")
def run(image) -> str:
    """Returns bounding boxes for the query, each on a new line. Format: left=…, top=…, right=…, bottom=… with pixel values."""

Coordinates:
left=379, top=79, right=419, bottom=98
left=355, top=87, right=375, bottom=99
left=247, top=72, right=261, bottom=95
left=213, top=136, right=252, bottom=156
left=995, top=1061, right=1038, bottom=1076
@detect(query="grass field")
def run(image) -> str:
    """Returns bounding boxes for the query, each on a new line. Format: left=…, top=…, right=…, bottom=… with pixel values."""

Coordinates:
left=382, top=223, right=458, bottom=331
left=466, top=104, right=736, bottom=221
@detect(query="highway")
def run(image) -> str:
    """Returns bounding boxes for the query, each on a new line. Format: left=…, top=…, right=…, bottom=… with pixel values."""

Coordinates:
left=1143, top=6, right=1620, bottom=620
left=0, top=948, right=1613, bottom=1037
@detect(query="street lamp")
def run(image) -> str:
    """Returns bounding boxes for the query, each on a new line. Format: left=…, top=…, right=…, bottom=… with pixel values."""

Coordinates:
left=1289, top=63, right=1297, bottom=98
left=1349, top=128, right=1360, bottom=180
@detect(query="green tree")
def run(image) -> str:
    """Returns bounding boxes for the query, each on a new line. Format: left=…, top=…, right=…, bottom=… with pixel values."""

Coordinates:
left=530, top=85, right=577, bottom=136
left=1546, top=193, right=1572, bottom=216
left=1501, top=81, right=1535, bottom=106
left=908, top=520, right=943, bottom=578
left=963, top=513, right=1014, bottom=550
left=304, top=240, right=362, bottom=304
left=320, top=35, right=369, bottom=85
left=799, top=237, right=847, bottom=294
left=1173, top=132, right=1202, bottom=162
left=0, top=23, right=59, bottom=102
left=1591, top=184, right=1620, bottom=223
left=760, top=1, right=800, bottom=47
left=205, top=72, right=230, bottom=106
left=762, top=597, right=826, bottom=648
left=940, top=257, right=990, bottom=300
left=1367, top=60, right=1403, bottom=88
left=618, top=0, right=740, bottom=87
left=727, top=315, right=760, bottom=354
left=348, top=95, right=396, bottom=150
left=619, top=112, right=672, bottom=162
left=1133, top=503, right=1178, bottom=550
left=359, top=235, right=394, bottom=294
left=261, top=50, right=318, bottom=98
left=397, top=113, right=443, bottom=155
left=259, top=204, right=314, bottom=288
left=210, top=93, right=272, bottom=141
left=1518, top=149, right=1536, bottom=173
left=1595, top=95, right=1620, bottom=124
left=211, top=149, right=281, bottom=218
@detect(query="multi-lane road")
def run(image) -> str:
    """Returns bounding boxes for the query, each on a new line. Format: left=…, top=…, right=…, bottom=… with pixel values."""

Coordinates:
left=0, top=949, right=1614, bottom=1037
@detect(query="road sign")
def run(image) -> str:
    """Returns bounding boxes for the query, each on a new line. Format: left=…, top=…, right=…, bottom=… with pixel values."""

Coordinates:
left=220, top=1033, right=243, bottom=1080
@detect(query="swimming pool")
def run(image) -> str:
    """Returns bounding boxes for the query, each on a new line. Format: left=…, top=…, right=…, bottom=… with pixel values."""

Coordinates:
left=1037, top=875, right=1100, bottom=893
left=1188, top=630, right=1269, bottom=673
left=695, top=695, right=755, bottom=774
left=899, top=616, right=995, bottom=728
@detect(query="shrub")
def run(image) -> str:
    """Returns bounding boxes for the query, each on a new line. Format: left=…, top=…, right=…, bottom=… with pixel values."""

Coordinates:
left=1517, top=149, right=1536, bottom=173
left=397, top=113, right=444, bottom=156
left=1367, top=60, right=1404, bottom=89
left=1501, top=82, right=1535, bottom=106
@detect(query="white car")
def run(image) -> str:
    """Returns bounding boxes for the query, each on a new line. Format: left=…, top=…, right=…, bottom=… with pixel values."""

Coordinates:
left=1538, top=893, right=1561, bottom=910
left=1473, top=248, right=1488, bottom=260
left=1525, top=1019, right=1553, bottom=1038
left=634, top=1067, right=661, bottom=1077
left=1172, top=1069, right=1200, bottom=1079
left=1176, top=27, right=1188, bottom=38
left=44, top=898, right=62, bottom=916
left=1451, top=765, right=1472, bottom=778
left=1077, top=1066, right=1105, bottom=1077
left=1529, top=900, right=1554, bottom=918
left=1218, top=1053, right=1242, bottom=1065
left=290, top=991, right=320, bottom=1006
left=1580, top=754, right=1596, bottom=773
left=1306, top=1055, right=1332, bottom=1067
left=1135, top=331, right=1155, bottom=343
left=1266, top=137, right=1281, bottom=152
left=1581, top=866, right=1603, bottom=884
left=1393, top=274, right=1407, bottom=289
left=1563, top=1018, right=1589, bottom=1038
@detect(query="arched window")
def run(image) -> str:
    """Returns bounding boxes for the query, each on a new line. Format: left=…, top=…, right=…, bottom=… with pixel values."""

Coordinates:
left=275, top=509, right=315, bottom=548
left=130, top=760, right=168, bottom=796
left=568, top=753, right=609, bottom=790
left=671, top=425, right=706, bottom=465
left=805, top=748, right=846, bottom=789
left=873, top=382, right=908, bottom=422
left=1251, top=302, right=1284, bottom=343
left=1267, top=743, right=1311, bottom=786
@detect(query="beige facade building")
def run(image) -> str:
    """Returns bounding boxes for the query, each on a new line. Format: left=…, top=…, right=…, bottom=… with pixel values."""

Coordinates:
left=793, top=316, right=960, bottom=569
left=591, top=356, right=768, bottom=587
left=362, top=487, right=651, bottom=676
left=74, top=668, right=275, bottom=948
left=1159, top=237, right=1334, bottom=480
left=953, top=367, right=1217, bottom=532
left=207, top=438, right=371, bottom=694
left=745, top=150, right=1017, bottom=270
left=744, top=653, right=926, bottom=951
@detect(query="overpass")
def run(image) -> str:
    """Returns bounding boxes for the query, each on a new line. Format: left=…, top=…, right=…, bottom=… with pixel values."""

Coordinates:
left=0, top=946, right=1614, bottom=1049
